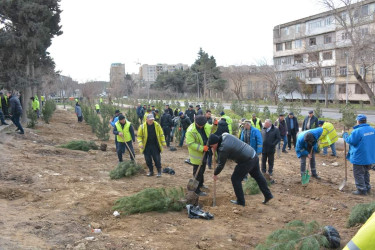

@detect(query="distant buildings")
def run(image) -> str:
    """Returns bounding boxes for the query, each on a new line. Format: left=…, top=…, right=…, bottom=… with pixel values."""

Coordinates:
left=110, top=63, right=125, bottom=87
left=139, top=63, right=189, bottom=83
left=273, top=0, right=375, bottom=102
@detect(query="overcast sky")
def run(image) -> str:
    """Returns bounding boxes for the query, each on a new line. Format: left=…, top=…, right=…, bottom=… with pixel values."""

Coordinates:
left=48, top=0, right=326, bottom=83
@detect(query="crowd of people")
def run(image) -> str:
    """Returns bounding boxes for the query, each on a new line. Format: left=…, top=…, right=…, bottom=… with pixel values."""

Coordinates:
left=108, top=102, right=374, bottom=207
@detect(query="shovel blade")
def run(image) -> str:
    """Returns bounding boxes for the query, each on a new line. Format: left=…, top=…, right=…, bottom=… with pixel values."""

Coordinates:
left=301, top=170, right=310, bottom=185
left=339, top=179, right=346, bottom=191
left=187, top=178, right=199, bottom=191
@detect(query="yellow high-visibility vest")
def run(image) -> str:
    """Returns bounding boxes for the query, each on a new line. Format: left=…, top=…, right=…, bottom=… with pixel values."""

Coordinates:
left=115, top=121, right=132, bottom=142
left=344, top=212, right=375, bottom=250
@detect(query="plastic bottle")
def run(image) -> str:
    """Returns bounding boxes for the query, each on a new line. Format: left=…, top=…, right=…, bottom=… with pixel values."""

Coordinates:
left=92, top=229, right=102, bottom=233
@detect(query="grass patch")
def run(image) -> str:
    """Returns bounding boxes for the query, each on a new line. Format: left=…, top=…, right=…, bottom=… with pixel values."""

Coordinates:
left=243, top=177, right=271, bottom=195
left=60, top=140, right=98, bottom=152
left=113, top=187, right=185, bottom=215
left=109, top=161, right=143, bottom=179
left=347, top=201, right=375, bottom=227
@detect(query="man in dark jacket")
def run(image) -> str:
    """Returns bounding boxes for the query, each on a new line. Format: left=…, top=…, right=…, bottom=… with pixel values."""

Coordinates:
left=9, top=93, right=24, bottom=134
left=136, top=103, right=144, bottom=123
left=302, top=110, right=318, bottom=131
left=160, top=109, right=173, bottom=147
left=261, top=119, right=281, bottom=175
left=179, top=111, right=192, bottom=147
left=215, top=118, right=229, bottom=136
left=286, top=112, right=299, bottom=150
left=185, top=105, right=196, bottom=123
left=275, top=114, right=288, bottom=153
left=205, top=110, right=213, bottom=124
left=196, top=105, right=203, bottom=116
left=165, top=104, right=174, bottom=117
left=209, top=133, right=273, bottom=206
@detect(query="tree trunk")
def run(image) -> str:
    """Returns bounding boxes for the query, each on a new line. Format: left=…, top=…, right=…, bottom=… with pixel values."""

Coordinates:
left=353, top=69, right=375, bottom=105
left=21, top=86, right=32, bottom=123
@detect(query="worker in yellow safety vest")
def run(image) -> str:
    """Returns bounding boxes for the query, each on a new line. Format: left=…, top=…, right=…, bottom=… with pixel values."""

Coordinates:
left=251, top=113, right=262, bottom=131
left=137, top=114, right=166, bottom=177
left=219, top=111, right=233, bottom=134
left=30, top=96, right=40, bottom=118
left=344, top=212, right=375, bottom=250
left=318, top=120, right=338, bottom=157
left=113, top=114, right=135, bottom=162
left=0, top=91, right=9, bottom=119
left=95, top=104, right=100, bottom=114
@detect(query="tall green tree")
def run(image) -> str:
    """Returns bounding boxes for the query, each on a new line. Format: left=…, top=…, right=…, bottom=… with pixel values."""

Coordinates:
left=0, top=0, right=62, bottom=120
left=189, top=48, right=225, bottom=100
left=153, top=70, right=187, bottom=93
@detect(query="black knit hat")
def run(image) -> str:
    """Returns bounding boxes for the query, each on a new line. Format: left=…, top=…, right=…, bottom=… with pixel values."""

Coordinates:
left=118, top=114, right=125, bottom=120
left=195, top=115, right=207, bottom=126
left=208, top=134, right=220, bottom=145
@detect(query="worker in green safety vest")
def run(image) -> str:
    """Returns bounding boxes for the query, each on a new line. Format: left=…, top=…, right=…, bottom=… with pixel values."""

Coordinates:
left=251, top=113, right=262, bottom=131
left=0, top=91, right=9, bottom=119
left=113, top=114, right=135, bottom=162
left=30, top=96, right=40, bottom=118
left=219, top=111, right=233, bottom=134
left=95, top=104, right=100, bottom=114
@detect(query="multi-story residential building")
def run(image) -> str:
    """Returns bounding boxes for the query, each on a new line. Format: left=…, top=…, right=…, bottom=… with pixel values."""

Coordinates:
left=110, top=63, right=125, bottom=87
left=139, top=63, right=189, bottom=83
left=273, top=0, right=375, bottom=102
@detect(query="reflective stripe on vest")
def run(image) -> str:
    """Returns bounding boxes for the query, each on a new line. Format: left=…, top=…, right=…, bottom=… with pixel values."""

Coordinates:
left=345, top=240, right=360, bottom=250
left=115, top=121, right=132, bottom=142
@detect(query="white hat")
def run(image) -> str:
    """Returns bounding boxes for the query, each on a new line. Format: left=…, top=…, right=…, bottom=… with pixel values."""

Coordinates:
left=147, top=114, right=155, bottom=120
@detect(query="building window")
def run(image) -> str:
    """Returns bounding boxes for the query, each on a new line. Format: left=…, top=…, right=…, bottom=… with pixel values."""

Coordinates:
left=309, top=68, right=320, bottom=78
left=274, top=58, right=282, bottom=65
left=295, top=70, right=305, bottom=79
left=285, top=41, right=292, bottom=50
left=321, top=85, right=331, bottom=94
left=296, top=24, right=301, bottom=33
left=360, top=66, right=366, bottom=76
left=339, top=84, right=346, bottom=94
left=309, top=37, right=317, bottom=46
left=276, top=43, right=283, bottom=51
left=361, top=5, right=369, bottom=16
left=294, top=54, right=303, bottom=64
left=284, top=27, right=289, bottom=35
left=311, top=85, right=318, bottom=94
left=308, top=52, right=319, bottom=62
left=323, top=67, right=332, bottom=77
left=324, top=35, right=332, bottom=44
left=323, top=51, right=333, bottom=60
left=283, top=57, right=292, bottom=65
left=340, top=66, right=347, bottom=76
left=361, top=27, right=369, bottom=37
left=309, top=20, right=322, bottom=31
left=355, top=84, right=366, bottom=94
left=295, top=39, right=302, bottom=48
left=342, top=32, right=349, bottom=40
left=325, top=17, right=333, bottom=26
left=341, top=12, right=347, bottom=21
left=341, top=50, right=348, bottom=59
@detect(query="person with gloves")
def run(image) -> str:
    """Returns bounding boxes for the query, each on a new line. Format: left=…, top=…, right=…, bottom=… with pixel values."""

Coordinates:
left=295, top=127, right=323, bottom=179
left=209, top=133, right=273, bottom=206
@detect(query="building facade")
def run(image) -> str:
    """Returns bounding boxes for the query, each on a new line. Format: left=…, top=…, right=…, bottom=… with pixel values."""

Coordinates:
left=273, top=0, right=375, bottom=102
left=139, top=63, right=189, bottom=83
left=110, top=63, right=126, bottom=87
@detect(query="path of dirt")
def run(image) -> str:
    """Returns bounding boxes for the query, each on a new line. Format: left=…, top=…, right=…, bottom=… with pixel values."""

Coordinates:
left=0, top=107, right=374, bottom=249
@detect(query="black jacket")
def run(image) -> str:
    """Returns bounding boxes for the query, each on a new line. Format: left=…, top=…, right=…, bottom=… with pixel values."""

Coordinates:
left=215, top=133, right=256, bottom=175
left=180, top=115, right=192, bottom=130
left=302, top=115, right=318, bottom=131
left=275, top=119, right=287, bottom=136
left=215, top=119, right=229, bottom=136
left=286, top=116, right=299, bottom=134
left=167, top=107, right=173, bottom=117
left=196, top=108, right=203, bottom=116
left=206, top=116, right=213, bottom=125
left=185, top=109, right=196, bottom=123
left=9, top=95, right=22, bottom=115
left=160, top=113, right=173, bottom=128
left=261, top=125, right=281, bottom=154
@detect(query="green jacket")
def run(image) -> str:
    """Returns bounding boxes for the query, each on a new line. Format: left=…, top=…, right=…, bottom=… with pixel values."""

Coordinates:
left=32, top=99, right=40, bottom=111
left=186, top=123, right=213, bottom=165
left=221, top=115, right=233, bottom=134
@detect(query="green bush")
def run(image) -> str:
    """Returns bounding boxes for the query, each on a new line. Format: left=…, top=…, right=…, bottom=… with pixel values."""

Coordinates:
left=96, top=116, right=110, bottom=141
left=109, top=160, right=143, bottom=179
left=60, top=140, right=98, bottom=152
left=216, top=101, right=224, bottom=114
left=347, top=201, right=375, bottom=227
left=113, top=187, right=185, bottom=215
left=256, top=220, right=329, bottom=250
left=125, top=107, right=140, bottom=130
left=276, top=99, right=286, bottom=116
left=243, top=177, right=271, bottom=195
left=27, top=105, right=38, bottom=128
left=100, top=103, right=116, bottom=120
left=314, top=100, right=323, bottom=118
left=262, top=106, right=271, bottom=120
left=231, top=100, right=245, bottom=117
left=340, top=103, right=357, bottom=129
left=88, top=112, right=100, bottom=133
left=42, top=100, right=56, bottom=124
left=289, top=102, right=302, bottom=117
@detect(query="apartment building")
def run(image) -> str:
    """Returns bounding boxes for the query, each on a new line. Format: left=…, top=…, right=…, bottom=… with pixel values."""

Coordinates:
left=273, top=0, right=375, bottom=102
left=110, top=63, right=125, bottom=87
left=139, top=63, right=189, bottom=83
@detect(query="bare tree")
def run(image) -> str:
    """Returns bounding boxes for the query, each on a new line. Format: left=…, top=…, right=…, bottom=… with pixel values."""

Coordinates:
left=322, top=0, right=375, bottom=104
left=221, top=66, right=250, bottom=100
left=257, top=60, right=283, bottom=104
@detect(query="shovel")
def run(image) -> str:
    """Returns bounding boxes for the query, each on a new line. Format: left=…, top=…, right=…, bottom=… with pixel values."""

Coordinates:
left=186, top=122, right=217, bottom=192
left=339, top=127, right=347, bottom=191
left=301, top=150, right=312, bottom=185
left=212, top=151, right=217, bottom=207
left=119, top=134, right=137, bottom=164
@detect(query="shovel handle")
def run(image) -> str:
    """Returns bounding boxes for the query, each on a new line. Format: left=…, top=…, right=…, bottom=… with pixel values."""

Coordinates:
left=343, top=126, right=347, bottom=181
left=120, top=134, right=137, bottom=164
left=213, top=151, right=217, bottom=207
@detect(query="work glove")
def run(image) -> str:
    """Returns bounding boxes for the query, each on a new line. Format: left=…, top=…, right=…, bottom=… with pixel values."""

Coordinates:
left=179, top=127, right=182, bottom=131
left=203, top=145, right=209, bottom=152
left=213, top=119, right=218, bottom=125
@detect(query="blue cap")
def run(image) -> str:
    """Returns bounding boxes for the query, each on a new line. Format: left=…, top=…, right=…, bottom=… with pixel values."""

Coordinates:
left=220, top=111, right=225, bottom=116
left=179, top=111, right=184, bottom=116
left=356, top=114, right=367, bottom=121
left=318, top=120, right=324, bottom=126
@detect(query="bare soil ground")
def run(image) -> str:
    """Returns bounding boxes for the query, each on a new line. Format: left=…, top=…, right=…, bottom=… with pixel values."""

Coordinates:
left=0, top=107, right=374, bottom=249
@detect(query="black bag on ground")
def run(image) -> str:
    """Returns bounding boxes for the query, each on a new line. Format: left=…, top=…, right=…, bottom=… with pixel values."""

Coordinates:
left=323, top=225, right=341, bottom=249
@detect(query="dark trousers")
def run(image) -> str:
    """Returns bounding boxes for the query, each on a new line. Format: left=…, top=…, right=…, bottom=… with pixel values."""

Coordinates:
left=2, top=106, right=9, bottom=119
left=300, top=151, right=316, bottom=176
left=262, top=152, right=275, bottom=174
left=287, top=129, right=297, bottom=149
left=144, top=145, right=162, bottom=173
left=117, top=141, right=135, bottom=162
left=77, top=116, right=83, bottom=122
left=0, top=110, right=6, bottom=124
left=207, top=150, right=212, bottom=168
left=232, top=155, right=273, bottom=205
left=163, top=127, right=171, bottom=147
left=179, top=129, right=186, bottom=147
left=11, top=114, right=24, bottom=133
left=192, top=153, right=208, bottom=194
left=353, top=164, right=371, bottom=193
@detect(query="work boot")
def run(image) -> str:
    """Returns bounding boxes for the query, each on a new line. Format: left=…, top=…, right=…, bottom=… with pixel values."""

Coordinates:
left=146, top=172, right=154, bottom=177
left=15, top=128, right=20, bottom=131
left=262, top=195, right=274, bottom=204
left=198, top=191, right=207, bottom=197
left=352, top=190, right=367, bottom=196
left=230, top=200, right=245, bottom=206
left=282, top=150, right=288, bottom=153
left=312, top=174, right=321, bottom=180
left=288, top=147, right=291, bottom=150
left=156, top=171, right=161, bottom=178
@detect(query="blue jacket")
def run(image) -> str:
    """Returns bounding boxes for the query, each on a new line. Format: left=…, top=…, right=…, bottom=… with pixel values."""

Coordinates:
left=136, top=106, right=144, bottom=118
left=343, top=124, right=375, bottom=165
left=295, top=127, right=323, bottom=158
left=111, top=116, right=119, bottom=127
left=240, top=127, right=263, bottom=154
